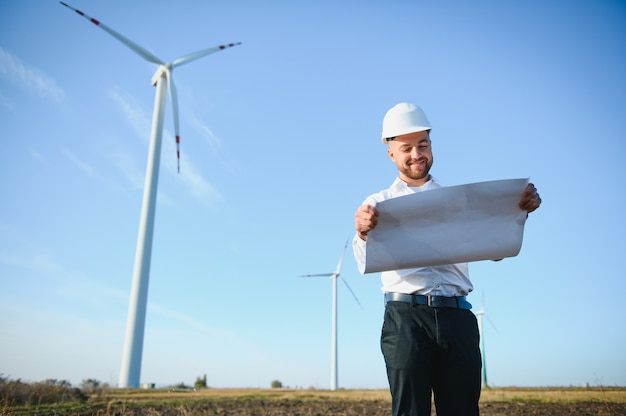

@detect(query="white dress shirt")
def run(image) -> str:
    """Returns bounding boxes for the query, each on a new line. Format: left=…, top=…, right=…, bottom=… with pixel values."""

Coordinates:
left=353, top=176, right=473, bottom=297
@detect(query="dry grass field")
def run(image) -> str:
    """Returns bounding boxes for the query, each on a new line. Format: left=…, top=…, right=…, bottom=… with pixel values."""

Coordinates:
left=3, top=386, right=626, bottom=415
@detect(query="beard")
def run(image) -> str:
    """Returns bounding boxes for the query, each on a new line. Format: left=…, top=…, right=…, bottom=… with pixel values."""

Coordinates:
left=398, top=157, right=433, bottom=181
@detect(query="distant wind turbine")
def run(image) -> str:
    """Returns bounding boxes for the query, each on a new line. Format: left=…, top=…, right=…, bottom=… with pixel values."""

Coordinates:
left=299, top=240, right=362, bottom=391
left=474, top=305, right=488, bottom=388
left=60, top=2, right=241, bottom=388
left=474, top=293, right=496, bottom=389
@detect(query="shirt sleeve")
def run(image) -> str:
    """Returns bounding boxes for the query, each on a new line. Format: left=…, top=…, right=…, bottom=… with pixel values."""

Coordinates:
left=352, top=193, right=382, bottom=274
left=352, top=233, right=367, bottom=274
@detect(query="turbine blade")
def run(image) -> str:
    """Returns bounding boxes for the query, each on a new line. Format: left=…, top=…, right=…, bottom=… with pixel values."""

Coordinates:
left=334, top=239, right=349, bottom=275
left=485, top=315, right=499, bottom=334
left=165, top=70, right=181, bottom=173
left=298, top=273, right=334, bottom=278
left=340, top=276, right=363, bottom=309
left=60, top=2, right=164, bottom=65
left=171, top=43, right=242, bottom=68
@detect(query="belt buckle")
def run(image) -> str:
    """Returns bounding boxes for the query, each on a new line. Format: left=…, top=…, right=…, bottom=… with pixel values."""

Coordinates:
left=427, top=295, right=457, bottom=308
left=427, top=295, right=436, bottom=307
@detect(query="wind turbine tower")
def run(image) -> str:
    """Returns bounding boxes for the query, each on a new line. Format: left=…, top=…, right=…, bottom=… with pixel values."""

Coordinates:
left=299, top=240, right=361, bottom=390
left=60, top=3, right=240, bottom=388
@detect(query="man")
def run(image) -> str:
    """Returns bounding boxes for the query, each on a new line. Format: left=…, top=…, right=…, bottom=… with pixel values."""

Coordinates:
left=353, top=103, right=541, bottom=416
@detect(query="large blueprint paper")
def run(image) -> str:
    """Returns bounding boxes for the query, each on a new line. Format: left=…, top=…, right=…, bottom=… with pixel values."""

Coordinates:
left=362, top=178, right=529, bottom=273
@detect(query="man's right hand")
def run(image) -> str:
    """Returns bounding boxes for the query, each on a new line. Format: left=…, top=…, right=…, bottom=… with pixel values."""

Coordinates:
left=355, top=204, right=379, bottom=241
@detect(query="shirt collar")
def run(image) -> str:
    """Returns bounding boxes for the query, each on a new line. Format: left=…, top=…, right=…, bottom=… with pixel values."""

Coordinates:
left=390, top=175, right=440, bottom=194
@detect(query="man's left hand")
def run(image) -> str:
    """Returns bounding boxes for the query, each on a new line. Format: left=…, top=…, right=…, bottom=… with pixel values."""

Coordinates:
left=519, top=183, right=542, bottom=214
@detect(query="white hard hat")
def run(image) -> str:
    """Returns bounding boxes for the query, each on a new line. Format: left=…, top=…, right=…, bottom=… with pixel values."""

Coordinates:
left=381, top=102, right=431, bottom=144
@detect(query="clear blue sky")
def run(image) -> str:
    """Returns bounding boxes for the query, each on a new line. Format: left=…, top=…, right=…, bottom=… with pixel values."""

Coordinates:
left=1, top=0, right=625, bottom=389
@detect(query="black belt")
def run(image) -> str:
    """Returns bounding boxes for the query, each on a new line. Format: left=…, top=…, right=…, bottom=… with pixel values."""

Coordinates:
left=384, top=292, right=472, bottom=309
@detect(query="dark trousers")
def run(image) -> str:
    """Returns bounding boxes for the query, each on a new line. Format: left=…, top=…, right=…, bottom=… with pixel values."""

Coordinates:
left=381, top=301, right=482, bottom=416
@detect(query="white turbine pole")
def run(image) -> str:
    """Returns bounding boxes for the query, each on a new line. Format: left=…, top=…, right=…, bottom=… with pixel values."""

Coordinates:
left=60, top=2, right=240, bottom=388
left=118, top=68, right=168, bottom=388
left=330, top=270, right=338, bottom=391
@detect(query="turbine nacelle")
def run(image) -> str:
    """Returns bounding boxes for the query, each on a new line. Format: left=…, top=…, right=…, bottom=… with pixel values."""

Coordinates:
left=151, top=65, right=171, bottom=86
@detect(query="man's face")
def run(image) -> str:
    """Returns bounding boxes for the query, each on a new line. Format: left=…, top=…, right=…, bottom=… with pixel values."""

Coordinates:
left=387, top=130, right=433, bottom=186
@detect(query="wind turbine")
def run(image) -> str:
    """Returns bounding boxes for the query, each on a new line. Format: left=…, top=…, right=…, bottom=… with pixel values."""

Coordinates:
left=474, top=293, right=495, bottom=389
left=60, top=2, right=241, bottom=388
left=474, top=305, right=488, bottom=388
left=299, top=240, right=362, bottom=391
